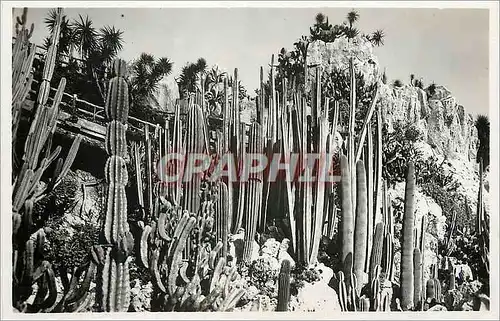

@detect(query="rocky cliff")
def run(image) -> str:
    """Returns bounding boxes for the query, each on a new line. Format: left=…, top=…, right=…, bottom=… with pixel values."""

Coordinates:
left=379, top=84, right=478, bottom=163
left=306, top=37, right=479, bottom=164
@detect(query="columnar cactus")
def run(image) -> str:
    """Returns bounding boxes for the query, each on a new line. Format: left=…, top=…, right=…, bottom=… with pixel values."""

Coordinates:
left=353, top=160, right=368, bottom=292
left=348, top=59, right=357, bottom=212
left=182, top=103, right=206, bottom=214
left=413, top=248, right=422, bottom=308
left=369, top=222, right=384, bottom=282
left=400, top=162, right=416, bottom=310
left=340, top=154, right=354, bottom=266
left=426, top=278, right=441, bottom=303
left=12, top=7, right=36, bottom=113
left=242, top=123, right=263, bottom=263
left=214, top=181, right=231, bottom=258
left=12, top=8, right=90, bottom=313
left=276, top=259, right=291, bottom=311
left=97, top=59, right=132, bottom=312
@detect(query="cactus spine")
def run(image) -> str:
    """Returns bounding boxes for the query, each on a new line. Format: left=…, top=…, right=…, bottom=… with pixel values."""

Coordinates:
left=98, top=59, right=132, bottom=312
left=400, top=162, right=416, bottom=310
left=276, top=259, right=291, bottom=311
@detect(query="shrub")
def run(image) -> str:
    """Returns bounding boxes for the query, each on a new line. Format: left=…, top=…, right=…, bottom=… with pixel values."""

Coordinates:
left=382, top=122, right=424, bottom=187
left=45, top=223, right=100, bottom=273
left=247, top=257, right=281, bottom=297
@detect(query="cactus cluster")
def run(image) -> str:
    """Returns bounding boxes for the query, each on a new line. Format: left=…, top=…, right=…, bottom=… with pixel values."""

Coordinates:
left=12, top=8, right=88, bottom=312
left=131, top=91, right=245, bottom=312
left=12, top=7, right=36, bottom=144
left=136, top=184, right=244, bottom=312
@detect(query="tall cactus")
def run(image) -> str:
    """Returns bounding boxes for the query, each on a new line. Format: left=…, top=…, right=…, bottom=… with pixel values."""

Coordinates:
left=353, top=160, right=368, bottom=292
left=369, top=222, right=384, bottom=282
left=413, top=248, right=422, bottom=308
left=400, top=162, right=415, bottom=310
left=340, top=154, right=354, bottom=266
left=242, top=123, right=263, bottom=263
left=276, top=259, right=291, bottom=311
left=12, top=8, right=90, bottom=313
left=97, top=59, right=132, bottom=312
left=12, top=7, right=36, bottom=117
left=214, top=181, right=231, bottom=258
left=182, top=103, right=206, bottom=214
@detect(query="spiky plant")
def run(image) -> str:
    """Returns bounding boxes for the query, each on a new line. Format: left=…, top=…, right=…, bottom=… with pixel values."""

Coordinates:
left=370, top=29, right=385, bottom=46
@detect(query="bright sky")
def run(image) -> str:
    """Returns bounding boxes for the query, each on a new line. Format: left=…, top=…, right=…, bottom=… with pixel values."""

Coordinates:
left=17, top=6, right=490, bottom=115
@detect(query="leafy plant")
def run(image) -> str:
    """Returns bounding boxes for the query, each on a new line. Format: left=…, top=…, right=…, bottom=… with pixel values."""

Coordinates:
left=393, top=79, right=404, bottom=87
left=177, top=58, right=207, bottom=98
left=45, top=223, right=99, bottom=273
left=475, top=115, right=490, bottom=169
left=128, top=53, right=173, bottom=107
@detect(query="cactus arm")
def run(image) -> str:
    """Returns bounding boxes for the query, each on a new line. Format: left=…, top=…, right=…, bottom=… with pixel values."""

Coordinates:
left=219, top=288, right=245, bottom=312
left=40, top=267, right=58, bottom=312
left=168, top=216, right=196, bottom=296
left=138, top=225, right=151, bottom=268
left=150, top=248, right=167, bottom=293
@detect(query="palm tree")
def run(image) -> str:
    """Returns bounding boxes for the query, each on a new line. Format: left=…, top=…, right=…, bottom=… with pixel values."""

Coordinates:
left=72, top=14, right=98, bottom=60
left=426, top=83, right=437, bottom=97
left=393, top=79, right=404, bottom=87
left=346, top=10, right=360, bottom=28
left=475, top=114, right=490, bottom=169
left=176, top=58, right=208, bottom=99
left=98, top=25, right=124, bottom=64
left=370, top=29, right=385, bottom=46
left=129, top=53, right=174, bottom=107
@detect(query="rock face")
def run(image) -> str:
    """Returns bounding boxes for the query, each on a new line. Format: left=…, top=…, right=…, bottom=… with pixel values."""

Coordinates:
left=61, top=170, right=103, bottom=229
left=306, top=37, right=479, bottom=163
left=292, top=263, right=341, bottom=312
left=379, top=84, right=479, bottom=162
left=307, top=36, right=380, bottom=85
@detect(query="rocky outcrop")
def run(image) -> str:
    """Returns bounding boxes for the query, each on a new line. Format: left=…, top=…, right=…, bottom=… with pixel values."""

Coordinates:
left=379, top=84, right=479, bottom=162
left=291, top=263, right=342, bottom=312
left=306, top=37, right=479, bottom=163
left=307, top=35, right=380, bottom=85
